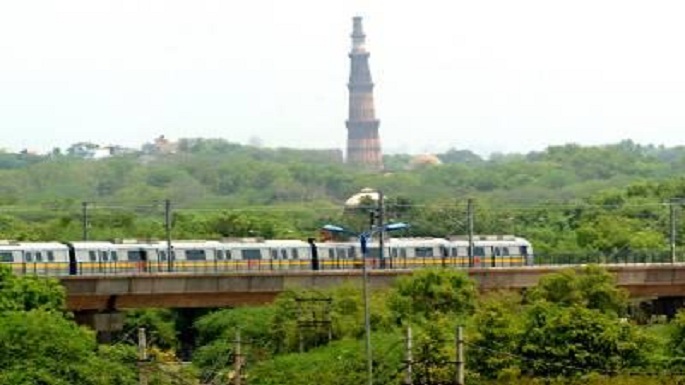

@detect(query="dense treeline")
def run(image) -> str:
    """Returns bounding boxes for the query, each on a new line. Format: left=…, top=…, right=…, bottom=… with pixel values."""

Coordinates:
left=3, top=139, right=685, bottom=206
left=7, top=259, right=685, bottom=383
left=164, top=266, right=685, bottom=384
left=4, top=139, right=685, bottom=261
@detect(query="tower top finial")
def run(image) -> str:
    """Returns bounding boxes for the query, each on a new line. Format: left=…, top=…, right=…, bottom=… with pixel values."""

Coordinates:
left=351, top=16, right=366, bottom=53
left=352, top=16, right=365, bottom=38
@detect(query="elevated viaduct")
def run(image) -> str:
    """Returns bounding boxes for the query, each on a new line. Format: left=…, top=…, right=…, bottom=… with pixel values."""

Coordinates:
left=63, top=264, right=685, bottom=311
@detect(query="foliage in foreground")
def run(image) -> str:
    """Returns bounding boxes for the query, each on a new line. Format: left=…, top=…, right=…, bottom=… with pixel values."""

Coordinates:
left=188, top=266, right=676, bottom=385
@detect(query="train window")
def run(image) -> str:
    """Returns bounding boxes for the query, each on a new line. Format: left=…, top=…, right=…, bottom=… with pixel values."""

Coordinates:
left=47, top=251, right=55, bottom=262
left=292, top=249, right=299, bottom=260
left=270, top=250, right=278, bottom=260
left=128, top=251, right=143, bottom=261
left=89, top=251, right=97, bottom=261
left=281, top=250, right=288, bottom=260
left=186, top=249, right=207, bottom=261
left=35, top=252, right=43, bottom=262
left=242, top=249, right=262, bottom=260
left=502, top=247, right=510, bottom=256
left=26, top=252, right=33, bottom=262
left=474, top=247, right=485, bottom=256
left=328, top=249, right=335, bottom=259
left=338, top=249, right=347, bottom=259
left=217, top=250, right=225, bottom=260
left=160, top=251, right=167, bottom=261
left=0, top=252, right=13, bottom=262
left=226, top=250, right=232, bottom=260
left=102, top=251, right=109, bottom=261
left=520, top=246, right=528, bottom=255
left=400, top=249, right=407, bottom=258
left=111, top=251, right=118, bottom=261
left=415, top=247, right=434, bottom=257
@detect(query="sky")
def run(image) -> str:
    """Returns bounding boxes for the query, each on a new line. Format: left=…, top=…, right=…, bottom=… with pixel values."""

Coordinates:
left=2, top=0, right=685, bottom=156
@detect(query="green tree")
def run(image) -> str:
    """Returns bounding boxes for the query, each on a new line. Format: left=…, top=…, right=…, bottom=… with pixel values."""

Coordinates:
left=469, top=292, right=524, bottom=379
left=389, top=269, right=476, bottom=322
left=526, top=265, right=628, bottom=316
left=0, top=266, right=66, bottom=312
left=518, top=303, right=648, bottom=377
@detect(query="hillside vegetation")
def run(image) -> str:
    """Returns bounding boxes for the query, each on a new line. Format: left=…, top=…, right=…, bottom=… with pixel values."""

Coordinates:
left=3, top=139, right=685, bottom=260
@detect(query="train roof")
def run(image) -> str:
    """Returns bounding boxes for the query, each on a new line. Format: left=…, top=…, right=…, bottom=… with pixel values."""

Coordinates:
left=263, top=240, right=310, bottom=246
left=385, top=238, right=449, bottom=245
left=169, top=241, right=222, bottom=248
left=69, top=241, right=117, bottom=248
left=0, top=242, right=69, bottom=250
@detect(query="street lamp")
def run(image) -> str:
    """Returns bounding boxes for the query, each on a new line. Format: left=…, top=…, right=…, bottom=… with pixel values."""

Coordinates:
left=321, top=221, right=410, bottom=385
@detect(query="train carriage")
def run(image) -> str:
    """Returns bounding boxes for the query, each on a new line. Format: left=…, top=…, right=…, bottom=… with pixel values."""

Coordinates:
left=262, top=240, right=311, bottom=271
left=0, top=241, right=70, bottom=276
left=212, top=239, right=268, bottom=272
left=445, top=236, right=534, bottom=267
left=383, top=238, right=450, bottom=269
left=315, top=241, right=358, bottom=270
left=162, top=240, right=221, bottom=273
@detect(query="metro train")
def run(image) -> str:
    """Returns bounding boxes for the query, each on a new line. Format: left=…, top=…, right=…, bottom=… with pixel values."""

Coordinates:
left=0, top=235, right=534, bottom=276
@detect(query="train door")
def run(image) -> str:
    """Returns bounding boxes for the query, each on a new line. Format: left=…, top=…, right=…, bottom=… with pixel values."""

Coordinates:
left=491, top=247, right=499, bottom=267
left=241, top=248, right=262, bottom=270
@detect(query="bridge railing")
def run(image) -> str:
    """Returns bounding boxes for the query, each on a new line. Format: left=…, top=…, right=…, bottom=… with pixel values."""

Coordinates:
left=535, top=250, right=674, bottom=265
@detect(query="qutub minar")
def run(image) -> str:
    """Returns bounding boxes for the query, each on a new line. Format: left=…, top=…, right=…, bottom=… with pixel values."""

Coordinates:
left=346, top=16, right=383, bottom=170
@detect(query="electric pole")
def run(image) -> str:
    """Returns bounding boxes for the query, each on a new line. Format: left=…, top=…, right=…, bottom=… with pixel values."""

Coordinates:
left=456, top=326, right=464, bottom=385
left=378, top=190, right=385, bottom=269
left=234, top=330, right=243, bottom=385
left=81, top=201, right=89, bottom=241
left=467, top=198, right=474, bottom=267
left=138, top=328, right=148, bottom=385
left=165, top=199, right=172, bottom=272
left=404, top=326, right=413, bottom=385
left=671, top=199, right=677, bottom=264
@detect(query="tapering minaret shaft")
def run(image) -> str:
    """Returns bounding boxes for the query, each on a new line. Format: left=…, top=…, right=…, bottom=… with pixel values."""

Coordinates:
left=346, top=16, right=383, bottom=170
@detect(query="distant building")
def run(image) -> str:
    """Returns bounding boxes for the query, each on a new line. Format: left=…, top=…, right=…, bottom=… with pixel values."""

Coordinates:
left=344, top=187, right=381, bottom=209
left=408, top=154, right=443, bottom=169
left=143, top=135, right=178, bottom=155
left=346, top=17, right=383, bottom=171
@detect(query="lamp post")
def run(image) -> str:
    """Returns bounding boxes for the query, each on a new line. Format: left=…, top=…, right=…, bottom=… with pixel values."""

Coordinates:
left=322, top=222, right=409, bottom=385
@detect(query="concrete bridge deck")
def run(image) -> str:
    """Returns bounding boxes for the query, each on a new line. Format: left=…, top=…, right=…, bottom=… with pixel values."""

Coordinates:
left=61, top=264, right=685, bottom=311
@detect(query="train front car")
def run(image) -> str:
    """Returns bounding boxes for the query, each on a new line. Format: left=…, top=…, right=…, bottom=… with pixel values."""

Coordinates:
left=445, top=235, right=534, bottom=268
left=0, top=241, right=70, bottom=276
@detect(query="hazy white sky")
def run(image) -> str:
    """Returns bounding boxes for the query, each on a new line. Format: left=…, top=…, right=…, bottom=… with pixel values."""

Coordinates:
left=2, top=0, right=685, bottom=155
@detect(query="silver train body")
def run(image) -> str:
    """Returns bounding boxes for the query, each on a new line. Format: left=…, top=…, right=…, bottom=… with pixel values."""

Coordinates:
left=0, top=236, right=534, bottom=276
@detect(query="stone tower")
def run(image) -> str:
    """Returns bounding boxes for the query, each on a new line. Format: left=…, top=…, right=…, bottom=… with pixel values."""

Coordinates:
left=346, top=16, right=383, bottom=170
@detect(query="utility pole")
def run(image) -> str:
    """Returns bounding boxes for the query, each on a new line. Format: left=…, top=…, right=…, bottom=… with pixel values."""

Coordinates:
left=467, top=198, right=474, bottom=267
left=671, top=199, right=677, bottom=264
left=164, top=199, right=172, bottom=272
left=233, top=330, right=243, bottom=385
left=456, top=326, right=464, bottom=385
left=81, top=201, right=88, bottom=241
left=378, top=190, right=385, bottom=269
left=361, top=218, right=374, bottom=385
left=404, top=326, right=413, bottom=385
left=138, top=328, right=148, bottom=385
